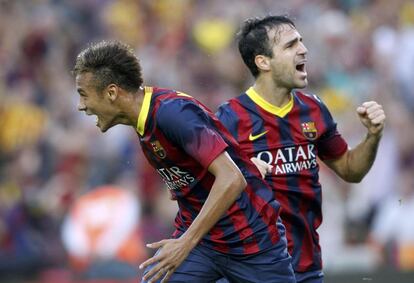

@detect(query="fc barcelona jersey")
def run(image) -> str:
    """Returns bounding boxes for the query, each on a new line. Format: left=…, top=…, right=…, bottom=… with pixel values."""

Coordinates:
left=137, top=87, right=283, bottom=255
left=217, top=87, right=348, bottom=271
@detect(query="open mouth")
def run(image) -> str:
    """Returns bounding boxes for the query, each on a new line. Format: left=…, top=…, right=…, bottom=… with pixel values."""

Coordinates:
left=296, top=63, right=306, bottom=73
left=85, top=112, right=99, bottom=125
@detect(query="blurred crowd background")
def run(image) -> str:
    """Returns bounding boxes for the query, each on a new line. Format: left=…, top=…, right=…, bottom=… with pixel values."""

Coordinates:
left=1, top=0, right=414, bottom=282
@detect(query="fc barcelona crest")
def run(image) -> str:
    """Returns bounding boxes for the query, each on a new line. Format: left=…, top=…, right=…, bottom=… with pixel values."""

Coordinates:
left=150, top=140, right=166, bottom=159
left=301, top=121, right=318, bottom=140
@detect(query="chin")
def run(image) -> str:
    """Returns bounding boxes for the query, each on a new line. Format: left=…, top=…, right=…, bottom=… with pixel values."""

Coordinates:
left=99, top=125, right=110, bottom=133
left=98, top=122, right=117, bottom=133
left=295, top=80, right=308, bottom=89
left=96, top=122, right=106, bottom=132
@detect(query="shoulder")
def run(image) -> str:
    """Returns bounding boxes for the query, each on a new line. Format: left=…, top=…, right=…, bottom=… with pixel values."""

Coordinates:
left=154, top=87, right=196, bottom=109
left=217, top=99, right=235, bottom=113
left=156, top=92, right=208, bottom=125
left=293, top=90, right=324, bottom=106
left=216, top=98, right=243, bottom=123
left=218, top=96, right=241, bottom=108
left=216, top=95, right=246, bottom=115
left=293, top=90, right=332, bottom=113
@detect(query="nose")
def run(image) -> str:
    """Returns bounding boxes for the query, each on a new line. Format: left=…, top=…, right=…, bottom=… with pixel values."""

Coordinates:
left=298, top=42, right=308, bottom=56
left=78, top=101, right=86, bottom=111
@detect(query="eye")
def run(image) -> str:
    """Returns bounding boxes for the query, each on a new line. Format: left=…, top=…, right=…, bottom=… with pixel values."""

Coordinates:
left=285, top=41, right=296, bottom=49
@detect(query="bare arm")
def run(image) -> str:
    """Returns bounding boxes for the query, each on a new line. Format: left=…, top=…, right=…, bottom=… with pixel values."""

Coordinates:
left=323, top=101, right=386, bottom=183
left=140, top=151, right=246, bottom=282
left=180, top=151, right=247, bottom=244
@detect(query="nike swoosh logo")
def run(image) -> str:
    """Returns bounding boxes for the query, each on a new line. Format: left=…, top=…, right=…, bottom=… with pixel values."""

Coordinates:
left=248, top=130, right=268, bottom=141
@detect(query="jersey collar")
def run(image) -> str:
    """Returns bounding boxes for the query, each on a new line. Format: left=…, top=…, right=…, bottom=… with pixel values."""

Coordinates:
left=246, top=86, right=293, bottom=117
left=137, top=86, right=153, bottom=136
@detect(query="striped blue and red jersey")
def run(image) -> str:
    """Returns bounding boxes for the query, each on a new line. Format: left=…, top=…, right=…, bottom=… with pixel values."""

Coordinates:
left=136, top=86, right=283, bottom=255
left=216, top=87, right=348, bottom=272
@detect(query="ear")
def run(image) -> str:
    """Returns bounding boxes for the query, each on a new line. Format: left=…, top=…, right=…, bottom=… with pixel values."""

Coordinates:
left=255, top=55, right=271, bottom=72
left=106, top=84, right=118, bottom=102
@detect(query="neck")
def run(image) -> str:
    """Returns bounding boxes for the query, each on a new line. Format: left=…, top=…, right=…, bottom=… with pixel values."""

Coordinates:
left=253, top=76, right=292, bottom=107
left=120, top=87, right=145, bottom=128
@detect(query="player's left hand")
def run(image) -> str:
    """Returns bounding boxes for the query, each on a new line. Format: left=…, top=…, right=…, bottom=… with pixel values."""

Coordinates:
left=140, top=237, right=192, bottom=283
left=356, top=101, right=385, bottom=136
left=250, top=157, right=273, bottom=178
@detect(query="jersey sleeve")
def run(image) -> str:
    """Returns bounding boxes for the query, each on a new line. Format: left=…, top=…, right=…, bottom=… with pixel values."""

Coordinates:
left=216, top=102, right=240, bottom=140
left=315, top=97, right=348, bottom=160
left=157, top=99, right=228, bottom=168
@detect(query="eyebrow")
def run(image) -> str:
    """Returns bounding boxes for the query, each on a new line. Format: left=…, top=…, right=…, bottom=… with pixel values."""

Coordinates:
left=284, top=36, right=301, bottom=48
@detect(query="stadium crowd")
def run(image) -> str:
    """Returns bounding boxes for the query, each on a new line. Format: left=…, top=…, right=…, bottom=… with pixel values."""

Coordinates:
left=0, top=0, right=413, bottom=281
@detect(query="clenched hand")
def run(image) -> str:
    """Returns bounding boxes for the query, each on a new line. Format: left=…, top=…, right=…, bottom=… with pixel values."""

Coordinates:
left=356, top=101, right=385, bottom=136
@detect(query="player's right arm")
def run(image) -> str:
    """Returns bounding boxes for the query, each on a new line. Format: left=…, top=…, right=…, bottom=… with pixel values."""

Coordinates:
left=140, top=151, right=246, bottom=283
left=181, top=151, right=247, bottom=244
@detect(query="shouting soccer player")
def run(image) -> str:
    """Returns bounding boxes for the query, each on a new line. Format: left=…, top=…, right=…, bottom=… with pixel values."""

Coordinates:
left=73, top=41, right=295, bottom=283
left=217, top=15, right=386, bottom=283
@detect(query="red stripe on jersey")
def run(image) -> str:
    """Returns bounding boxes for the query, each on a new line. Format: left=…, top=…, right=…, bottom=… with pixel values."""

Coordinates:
left=228, top=202, right=258, bottom=254
left=288, top=101, right=319, bottom=270
left=232, top=102, right=254, bottom=152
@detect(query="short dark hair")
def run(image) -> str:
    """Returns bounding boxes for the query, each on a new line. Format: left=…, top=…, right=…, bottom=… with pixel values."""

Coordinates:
left=73, top=40, right=143, bottom=93
left=237, top=15, right=295, bottom=78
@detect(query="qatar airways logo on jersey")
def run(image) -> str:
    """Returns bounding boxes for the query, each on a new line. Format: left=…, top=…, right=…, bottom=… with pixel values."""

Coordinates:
left=156, top=166, right=196, bottom=190
left=257, top=144, right=317, bottom=175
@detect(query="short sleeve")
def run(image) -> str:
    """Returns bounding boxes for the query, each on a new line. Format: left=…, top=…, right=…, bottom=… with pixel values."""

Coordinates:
left=316, top=126, right=348, bottom=160
left=157, top=99, right=228, bottom=168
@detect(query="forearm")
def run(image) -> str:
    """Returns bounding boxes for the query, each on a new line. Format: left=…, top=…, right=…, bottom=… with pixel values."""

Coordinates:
left=180, top=172, right=246, bottom=248
left=139, top=172, right=246, bottom=282
left=345, top=132, right=382, bottom=182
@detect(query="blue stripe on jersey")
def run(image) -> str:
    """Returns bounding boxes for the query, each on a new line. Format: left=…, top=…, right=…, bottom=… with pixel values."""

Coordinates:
left=216, top=102, right=239, bottom=141
left=294, top=93, right=322, bottom=186
left=293, top=92, right=323, bottom=268
left=311, top=93, right=336, bottom=132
